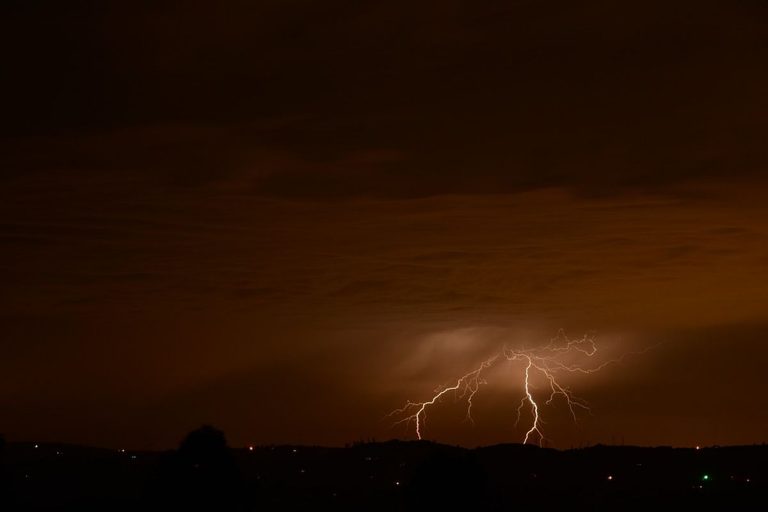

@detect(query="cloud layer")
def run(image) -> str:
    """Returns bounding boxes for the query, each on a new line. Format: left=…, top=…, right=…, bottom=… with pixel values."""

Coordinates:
left=2, top=0, right=768, bottom=448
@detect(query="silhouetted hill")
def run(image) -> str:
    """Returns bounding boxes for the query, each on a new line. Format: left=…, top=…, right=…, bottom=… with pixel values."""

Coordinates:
left=1, top=439, right=766, bottom=510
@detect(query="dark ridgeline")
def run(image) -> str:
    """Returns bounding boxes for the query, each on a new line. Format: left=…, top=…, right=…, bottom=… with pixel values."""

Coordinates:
left=1, top=428, right=767, bottom=511
left=0, top=433, right=6, bottom=501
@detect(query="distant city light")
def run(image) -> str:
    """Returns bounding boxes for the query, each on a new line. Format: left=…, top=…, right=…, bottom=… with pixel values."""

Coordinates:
left=607, top=475, right=613, bottom=481
left=248, top=446, right=254, bottom=451
left=695, top=445, right=701, bottom=450
left=702, top=474, right=710, bottom=481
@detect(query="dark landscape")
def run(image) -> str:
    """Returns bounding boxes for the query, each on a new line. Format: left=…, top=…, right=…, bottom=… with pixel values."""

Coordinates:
left=1, top=427, right=766, bottom=511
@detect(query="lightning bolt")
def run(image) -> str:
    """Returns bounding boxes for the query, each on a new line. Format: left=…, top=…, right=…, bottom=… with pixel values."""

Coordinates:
left=390, top=331, right=645, bottom=446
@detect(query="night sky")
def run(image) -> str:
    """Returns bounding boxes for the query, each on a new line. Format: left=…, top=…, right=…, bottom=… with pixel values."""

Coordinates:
left=2, top=0, right=768, bottom=450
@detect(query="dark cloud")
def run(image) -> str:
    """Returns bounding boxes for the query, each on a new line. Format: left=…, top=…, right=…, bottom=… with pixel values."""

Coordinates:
left=3, top=0, right=768, bottom=197
left=1, top=1, right=768, bottom=448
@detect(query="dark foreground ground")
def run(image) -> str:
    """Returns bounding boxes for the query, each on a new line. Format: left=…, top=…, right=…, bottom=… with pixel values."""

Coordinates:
left=1, top=437, right=766, bottom=511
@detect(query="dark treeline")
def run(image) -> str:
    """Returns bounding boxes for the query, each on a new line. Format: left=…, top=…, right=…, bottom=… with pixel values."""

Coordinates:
left=1, top=427, right=766, bottom=511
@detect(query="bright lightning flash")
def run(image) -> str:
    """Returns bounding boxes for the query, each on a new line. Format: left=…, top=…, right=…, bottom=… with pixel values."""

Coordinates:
left=390, top=331, right=638, bottom=446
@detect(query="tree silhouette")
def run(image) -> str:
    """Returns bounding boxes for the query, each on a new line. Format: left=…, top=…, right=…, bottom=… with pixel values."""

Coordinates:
left=178, top=424, right=231, bottom=469
left=145, top=425, right=244, bottom=510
